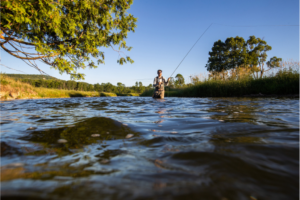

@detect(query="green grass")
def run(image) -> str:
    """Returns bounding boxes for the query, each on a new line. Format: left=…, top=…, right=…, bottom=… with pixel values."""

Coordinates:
left=35, top=88, right=117, bottom=98
left=141, top=72, right=299, bottom=97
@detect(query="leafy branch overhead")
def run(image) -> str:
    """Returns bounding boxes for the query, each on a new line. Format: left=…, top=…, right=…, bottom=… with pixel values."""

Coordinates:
left=1, top=0, right=137, bottom=80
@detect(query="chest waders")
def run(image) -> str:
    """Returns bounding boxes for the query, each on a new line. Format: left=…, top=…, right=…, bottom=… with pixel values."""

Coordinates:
left=153, top=77, right=164, bottom=99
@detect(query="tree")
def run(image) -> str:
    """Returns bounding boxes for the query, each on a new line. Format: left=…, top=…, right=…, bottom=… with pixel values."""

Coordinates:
left=175, top=74, right=185, bottom=87
left=117, top=82, right=125, bottom=94
left=265, top=56, right=282, bottom=76
left=266, top=56, right=282, bottom=68
left=206, top=36, right=249, bottom=76
left=205, top=40, right=227, bottom=72
left=168, top=77, right=175, bottom=88
left=94, top=83, right=102, bottom=92
left=1, top=0, right=137, bottom=80
left=147, top=84, right=153, bottom=90
left=104, top=83, right=113, bottom=92
left=66, top=80, right=77, bottom=90
left=206, top=36, right=276, bottom=79
left=138, top=81, right=143, bottom=87
left=246, top=36, right=272, bottom=78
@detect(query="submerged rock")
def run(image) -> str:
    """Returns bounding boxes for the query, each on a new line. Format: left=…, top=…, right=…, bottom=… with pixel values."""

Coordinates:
left=125, top=134, right=134, bottom=139
left=20, top=117, right=139, bottom=154
left=3, top=162, right=24, bottom=168
left=57, top=139, right=68, bottom=143
left=100, top=159, right=110, bottom=164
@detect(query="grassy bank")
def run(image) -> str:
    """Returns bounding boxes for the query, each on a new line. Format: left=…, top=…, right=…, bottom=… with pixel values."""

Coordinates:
left=0, top=75, right=117, bottom=100
left=141, top=71, right=299, bottom=97
left=34, top=88, right=117, bottom=98
left=116, top=93, right=140, bottom=96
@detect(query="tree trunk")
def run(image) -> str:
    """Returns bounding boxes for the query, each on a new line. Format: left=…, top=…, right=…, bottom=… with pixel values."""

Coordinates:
left=260, top=63, right=264, bottom=78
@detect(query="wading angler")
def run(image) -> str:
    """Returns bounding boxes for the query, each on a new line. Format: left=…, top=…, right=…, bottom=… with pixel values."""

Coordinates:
left=153, top=70, right=171, bottom=99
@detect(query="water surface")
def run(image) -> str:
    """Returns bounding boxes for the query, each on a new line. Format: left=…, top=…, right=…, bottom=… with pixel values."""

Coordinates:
left=1, top=97, right=299, bottom=200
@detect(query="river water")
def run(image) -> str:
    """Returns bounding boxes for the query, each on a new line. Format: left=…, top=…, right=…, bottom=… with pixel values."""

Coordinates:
left=0, top=97, right=299, bottom=200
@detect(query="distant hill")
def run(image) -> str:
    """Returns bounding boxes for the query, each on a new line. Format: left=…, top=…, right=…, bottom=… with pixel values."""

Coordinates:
left=5, top=74, right=58, bottom=80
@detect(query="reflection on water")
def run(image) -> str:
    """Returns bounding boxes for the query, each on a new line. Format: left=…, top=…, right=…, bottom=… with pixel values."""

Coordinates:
left=0, top=97, right=299, bottom=200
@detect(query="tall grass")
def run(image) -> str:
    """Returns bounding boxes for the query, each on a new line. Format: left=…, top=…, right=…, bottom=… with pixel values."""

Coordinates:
left=141, top=61, right=299, bottom=97
left=34, top=88, right=117, bottom=98
left=0, top=74, right=38, bottom=99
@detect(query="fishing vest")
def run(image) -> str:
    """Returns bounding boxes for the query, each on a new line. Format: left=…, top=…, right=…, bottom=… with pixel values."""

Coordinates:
left=154, top=76, right=165, bottom=91
left=153, top=76, right=165, bottom=98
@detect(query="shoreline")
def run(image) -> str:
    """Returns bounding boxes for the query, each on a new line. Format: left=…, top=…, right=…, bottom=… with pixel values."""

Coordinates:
left=0, top=95, right=117, bottom=101
left=142, top=92, right=300, bottom=98
left=242, top=93, right=299, bottom=98
left=0, top=92, right=140, bottom=101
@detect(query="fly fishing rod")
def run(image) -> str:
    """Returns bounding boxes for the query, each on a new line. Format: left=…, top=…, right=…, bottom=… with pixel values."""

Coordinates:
left=167, top=23, right=213, bottom=97
left=169, top=23, right=213, bottom=78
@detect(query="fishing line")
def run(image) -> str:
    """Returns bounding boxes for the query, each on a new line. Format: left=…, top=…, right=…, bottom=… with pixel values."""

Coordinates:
left=213, top=23, right=299, bottom=27
left=169, top=23, right=213, bottom=78
left=0, top=64, right=26, bottom=73
left=169, top=23, right=299, bottom=78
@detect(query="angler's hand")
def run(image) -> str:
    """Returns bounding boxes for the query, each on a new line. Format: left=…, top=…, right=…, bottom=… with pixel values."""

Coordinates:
left=168, top=77, right=171, bottom=81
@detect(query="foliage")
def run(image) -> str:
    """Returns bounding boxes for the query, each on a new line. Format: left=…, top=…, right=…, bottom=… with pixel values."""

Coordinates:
left=205, top=36, right=279, bottom=79
left=266, top=56, right=282, bottom=69
left=141, top=61, right=299, bottom=97
left=1, top=0, right=137, bottom=79
left=5, top=74, right=56, bottom=80
left=117, top=82, right=125, bottom=93
left=3, top=74, right=148, bottom=94
left=168, top=77, right=175, bottom=88
left=175, top=73, right=185, bottom=87
left=0, top=74, right=118, bottom=100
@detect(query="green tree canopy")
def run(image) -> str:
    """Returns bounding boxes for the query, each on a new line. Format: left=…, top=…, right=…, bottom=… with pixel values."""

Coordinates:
left=1, top=0, right=137, bottom=80
left=205, top=36, right=277, bottom=78
left=266, top=56, right=282, bottom=69
left=168, top=77, right=175, bottom=88
left=175, top=73, right=185, bottom=86
left=117, top=82, right=125, bottom=93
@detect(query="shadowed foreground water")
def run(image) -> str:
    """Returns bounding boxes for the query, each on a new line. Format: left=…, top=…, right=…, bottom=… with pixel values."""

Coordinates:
left=0, top=97, right=299, bottom=200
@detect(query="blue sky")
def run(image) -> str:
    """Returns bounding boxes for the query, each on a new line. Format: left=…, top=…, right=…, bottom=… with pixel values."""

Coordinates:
left=1, top=0, right=299, bottom=86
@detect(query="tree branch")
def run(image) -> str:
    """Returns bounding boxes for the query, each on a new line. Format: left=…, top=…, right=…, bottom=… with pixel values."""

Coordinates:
left=1, top=44, right=58, bottom=60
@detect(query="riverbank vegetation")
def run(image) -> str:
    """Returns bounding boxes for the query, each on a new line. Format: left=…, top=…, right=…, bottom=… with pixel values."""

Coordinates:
left=141, top=60, right=299, bottom=97
left=5, top=74, right=150, bottom=94
left=0, top=75, right=117, bottom=100
left=142, top=35, right=299, bottom=97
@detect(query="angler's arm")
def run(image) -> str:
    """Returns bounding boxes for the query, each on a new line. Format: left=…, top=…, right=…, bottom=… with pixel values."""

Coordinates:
left=164, top=78, right=170, bottom=86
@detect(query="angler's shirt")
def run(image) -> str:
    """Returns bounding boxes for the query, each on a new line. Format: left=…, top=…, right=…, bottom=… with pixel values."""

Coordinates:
left=153, top=76, right=169, bottom=91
